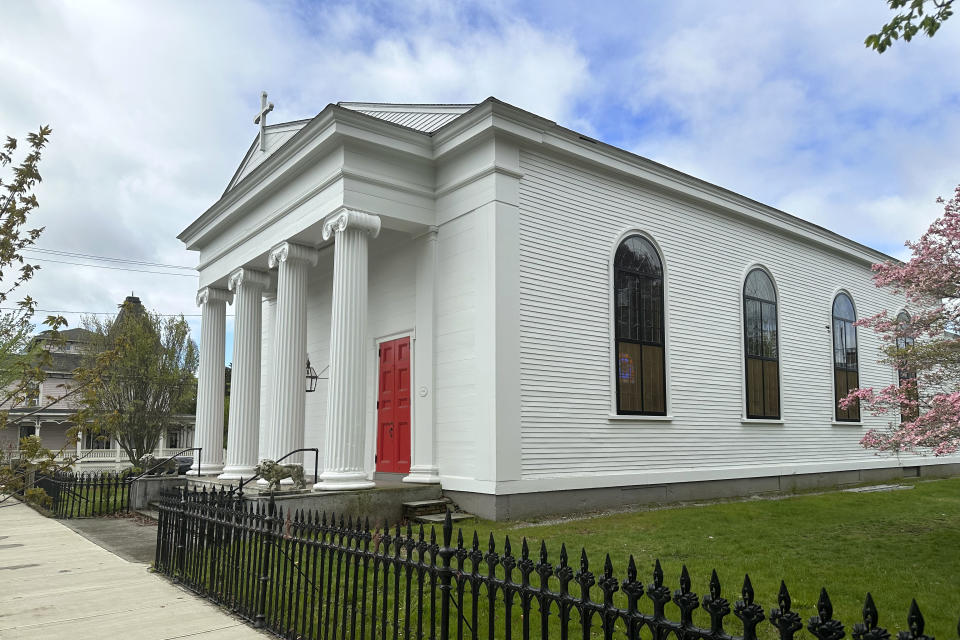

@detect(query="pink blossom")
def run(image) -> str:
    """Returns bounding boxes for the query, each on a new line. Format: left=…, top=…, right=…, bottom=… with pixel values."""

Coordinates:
left=849, top=185, right=960, bottom=457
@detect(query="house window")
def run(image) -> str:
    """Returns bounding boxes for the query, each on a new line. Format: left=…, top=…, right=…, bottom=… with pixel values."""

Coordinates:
left=18, top=424, right=36, bottom=440
left=167, top=429, right=181, bottom=449
left=614, top=235, right=666, bottom=415
left=833, top=292, right=860, bottom=422
left=743, top=268, right=780, bottom=419
left=896, top=311, right=918, bottom=422
left=84, top=431, right=111, bottom=450
left=24, top=381, right=39, bottom=407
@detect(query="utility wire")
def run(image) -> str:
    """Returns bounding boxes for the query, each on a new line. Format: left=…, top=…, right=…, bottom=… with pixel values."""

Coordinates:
left=25, top=247, right=195, bottom=270
left=20, top=256, right=198, bottom=277
left=0, top=307, right=236, bottom=318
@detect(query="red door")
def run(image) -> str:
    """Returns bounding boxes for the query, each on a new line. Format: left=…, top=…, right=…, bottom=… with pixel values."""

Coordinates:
left=376, top=337, right=411, bottom=473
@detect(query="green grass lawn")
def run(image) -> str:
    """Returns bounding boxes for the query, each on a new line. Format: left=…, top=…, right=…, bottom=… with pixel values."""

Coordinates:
left=463, top=477, right=960, bottom=638
left=159, top=478, right=960, bottom=640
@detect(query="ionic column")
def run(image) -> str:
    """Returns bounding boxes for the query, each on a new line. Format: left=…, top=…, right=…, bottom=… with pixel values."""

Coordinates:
left=267, top=242, right=318, bottom=469
left=315, top=209, right=380, bottom=491
left=220, top=268, right=270, bottom=480
left=258, top=292, right=277, bottom=462
left=190, top=286, right=232, bottom=475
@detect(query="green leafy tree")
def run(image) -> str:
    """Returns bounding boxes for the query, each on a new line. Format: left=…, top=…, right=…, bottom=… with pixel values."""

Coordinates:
left=0, top=126, right=75, bottom=507
left=866, top=0, right=955, bottom=52
left=72, top=299, right=198, bottom=466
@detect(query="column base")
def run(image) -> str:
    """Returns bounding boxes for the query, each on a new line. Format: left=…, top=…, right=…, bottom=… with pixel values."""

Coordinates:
left=218, top=465, right=258, bottom=480
left=187, top=463, right=224, bottom=476
left=402, top=465, right=441, bottom=484
left=313, top=470, right=375, bottom=491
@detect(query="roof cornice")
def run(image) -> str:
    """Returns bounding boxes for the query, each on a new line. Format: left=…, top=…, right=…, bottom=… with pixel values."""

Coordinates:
left=432, top=98, right=895, bottom=266
left=182, top=96, right=896, bottom=267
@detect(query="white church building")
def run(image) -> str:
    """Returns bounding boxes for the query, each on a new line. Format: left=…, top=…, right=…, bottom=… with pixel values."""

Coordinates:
left=179, top=96, right=960, bottom=519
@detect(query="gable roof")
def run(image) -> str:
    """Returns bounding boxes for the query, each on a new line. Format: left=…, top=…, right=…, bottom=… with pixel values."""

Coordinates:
left=337, top=102, right=476, bottom=133
left=222, top=103, right=477, bottom=195
left=191, top=97, right=896, bottom=267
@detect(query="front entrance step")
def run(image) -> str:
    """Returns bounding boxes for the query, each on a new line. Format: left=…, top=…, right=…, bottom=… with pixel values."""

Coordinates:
left=402, top=498, right=452, bottom=519
left=414, top=512, right=477, bottom=525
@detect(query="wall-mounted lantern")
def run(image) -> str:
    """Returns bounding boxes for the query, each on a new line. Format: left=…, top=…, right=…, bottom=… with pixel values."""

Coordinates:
left=305, top=357, right=319, bottom=393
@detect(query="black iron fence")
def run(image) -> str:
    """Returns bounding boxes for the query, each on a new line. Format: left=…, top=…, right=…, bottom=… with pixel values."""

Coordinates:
left=34, top=470, right=130, bottom=518
left=154, top=487, right=958, bottom=640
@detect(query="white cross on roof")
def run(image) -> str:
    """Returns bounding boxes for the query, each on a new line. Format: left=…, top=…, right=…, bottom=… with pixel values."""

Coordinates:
left=254, top=91, right=274, bottom=152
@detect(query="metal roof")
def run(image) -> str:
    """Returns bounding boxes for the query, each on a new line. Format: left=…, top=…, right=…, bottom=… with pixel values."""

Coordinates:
left=337, top=102, right=476, bottom=133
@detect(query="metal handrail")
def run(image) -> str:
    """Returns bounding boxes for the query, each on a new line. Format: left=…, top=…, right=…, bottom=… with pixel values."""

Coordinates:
left=126, top=447, right=203, bottom=484
left=230, top=447, right=319, bottom=495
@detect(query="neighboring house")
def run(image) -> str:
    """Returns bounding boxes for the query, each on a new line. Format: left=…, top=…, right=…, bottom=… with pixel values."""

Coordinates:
left=179, top=97, right=960, bottom=520
left=0, top=321, right=195, bottom=472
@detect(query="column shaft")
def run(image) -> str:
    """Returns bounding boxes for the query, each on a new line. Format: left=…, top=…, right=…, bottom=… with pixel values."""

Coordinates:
left=316, top=209, right=380, bottom=490
left=268, top=243, right=317, bottom=468
left=190, top=286, right=231, bottom=475
left=220, top=269, right=269, bottom=479
left=258, top=293, right=277, bottom=461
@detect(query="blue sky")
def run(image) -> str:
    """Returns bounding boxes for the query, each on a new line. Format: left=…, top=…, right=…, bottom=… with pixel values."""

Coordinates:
left=2, top=0, right=958, bottom=363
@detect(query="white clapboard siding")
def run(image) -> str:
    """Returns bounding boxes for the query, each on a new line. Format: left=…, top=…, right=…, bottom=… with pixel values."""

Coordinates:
left=517, top=148, right=915, bottom=479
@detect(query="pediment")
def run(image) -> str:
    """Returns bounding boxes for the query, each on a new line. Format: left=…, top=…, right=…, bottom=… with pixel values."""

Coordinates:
left=224, top=120, right=310, bottom=194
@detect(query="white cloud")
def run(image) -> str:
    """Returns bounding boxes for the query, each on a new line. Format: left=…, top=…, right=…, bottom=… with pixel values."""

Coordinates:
left=2, top=0, right=958, bottom=358
left=0, top=0, right=590, bottom=360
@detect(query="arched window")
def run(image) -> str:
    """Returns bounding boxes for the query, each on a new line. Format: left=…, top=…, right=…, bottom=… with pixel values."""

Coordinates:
left=832, top=293, right=860, bottom=421
left=896, top=311, right=918, bottom=422
left=743, top=269, right=780, bottom=419
left=614, top=235, right=666, bottom=415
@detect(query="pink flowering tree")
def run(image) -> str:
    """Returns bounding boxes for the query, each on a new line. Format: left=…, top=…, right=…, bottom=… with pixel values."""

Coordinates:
left=844, top=184, right=960, bottom=456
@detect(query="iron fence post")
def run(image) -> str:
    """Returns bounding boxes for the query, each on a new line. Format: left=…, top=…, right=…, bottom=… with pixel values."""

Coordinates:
left=438, top=511, right=454, bottom=640
left=254, top=493, right=276, bottom=629
left=174, top=487, right=187, bottom=583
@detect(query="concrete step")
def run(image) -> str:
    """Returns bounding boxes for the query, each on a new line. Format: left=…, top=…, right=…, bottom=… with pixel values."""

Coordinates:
left=402, top=498, right=451, bottom=518
left=414, top=512, right=477, bottom=525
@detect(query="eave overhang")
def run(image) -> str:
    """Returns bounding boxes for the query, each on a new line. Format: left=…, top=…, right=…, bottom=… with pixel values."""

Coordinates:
left=181, top=96, right=896, bottom=268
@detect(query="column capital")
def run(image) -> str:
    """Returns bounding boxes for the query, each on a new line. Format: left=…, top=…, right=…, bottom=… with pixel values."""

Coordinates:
left=228, top=267, right=271, bottom=292
left=322, top=209, right=381, bottom=241
left=268, top=241, right=319, bottom=269
left=196, top=286, right=233, bottom=307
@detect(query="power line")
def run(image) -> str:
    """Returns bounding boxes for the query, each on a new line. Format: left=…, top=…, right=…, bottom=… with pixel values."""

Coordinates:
left=25, top=247, right=195, bottom=270
left=21, top=256, right=199, bottom=277
left=0, top=307, right=236, bottom=318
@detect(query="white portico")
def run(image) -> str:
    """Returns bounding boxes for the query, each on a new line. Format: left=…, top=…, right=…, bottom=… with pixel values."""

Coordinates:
left=181, top=96, right=457, bottom=488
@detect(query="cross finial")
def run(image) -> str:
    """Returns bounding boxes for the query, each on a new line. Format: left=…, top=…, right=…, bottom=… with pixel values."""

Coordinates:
left=254, top=91, right=274, bottom=152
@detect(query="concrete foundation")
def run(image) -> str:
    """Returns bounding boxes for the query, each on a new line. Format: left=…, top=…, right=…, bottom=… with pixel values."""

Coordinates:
left=128, top=475, right=186, bottom=510
left=446, top=462, right=960, bottom=521
left=246, top=483, right=442, bottom=524
left=185, top=475, right=443, bottom=524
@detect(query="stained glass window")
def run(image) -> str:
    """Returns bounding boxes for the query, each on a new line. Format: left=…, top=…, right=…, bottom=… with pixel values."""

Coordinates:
left=833, top=293, right=860, bottom=421
left=743, top=269, right=780, bottom=419
left=614, top=235, right=666, bottom=415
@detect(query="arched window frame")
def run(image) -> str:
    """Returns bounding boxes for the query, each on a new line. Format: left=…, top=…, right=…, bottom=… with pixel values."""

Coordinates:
left=896, top=310, right=918, bottom=423
left=741, top=266, right=781, bottom=420
left=610, top=231, right=668, bottom=417
left=832, top=291, right=861, bottom=423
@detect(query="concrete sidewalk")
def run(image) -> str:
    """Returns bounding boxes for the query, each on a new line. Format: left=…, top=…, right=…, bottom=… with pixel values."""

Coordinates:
left=0, top=501, right=267, bottom=640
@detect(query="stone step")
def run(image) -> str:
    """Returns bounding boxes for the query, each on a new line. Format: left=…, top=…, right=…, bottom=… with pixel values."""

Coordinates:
left=414, top=512, right=477, bottom=525
left=402, top=498, right=451, bottom=518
